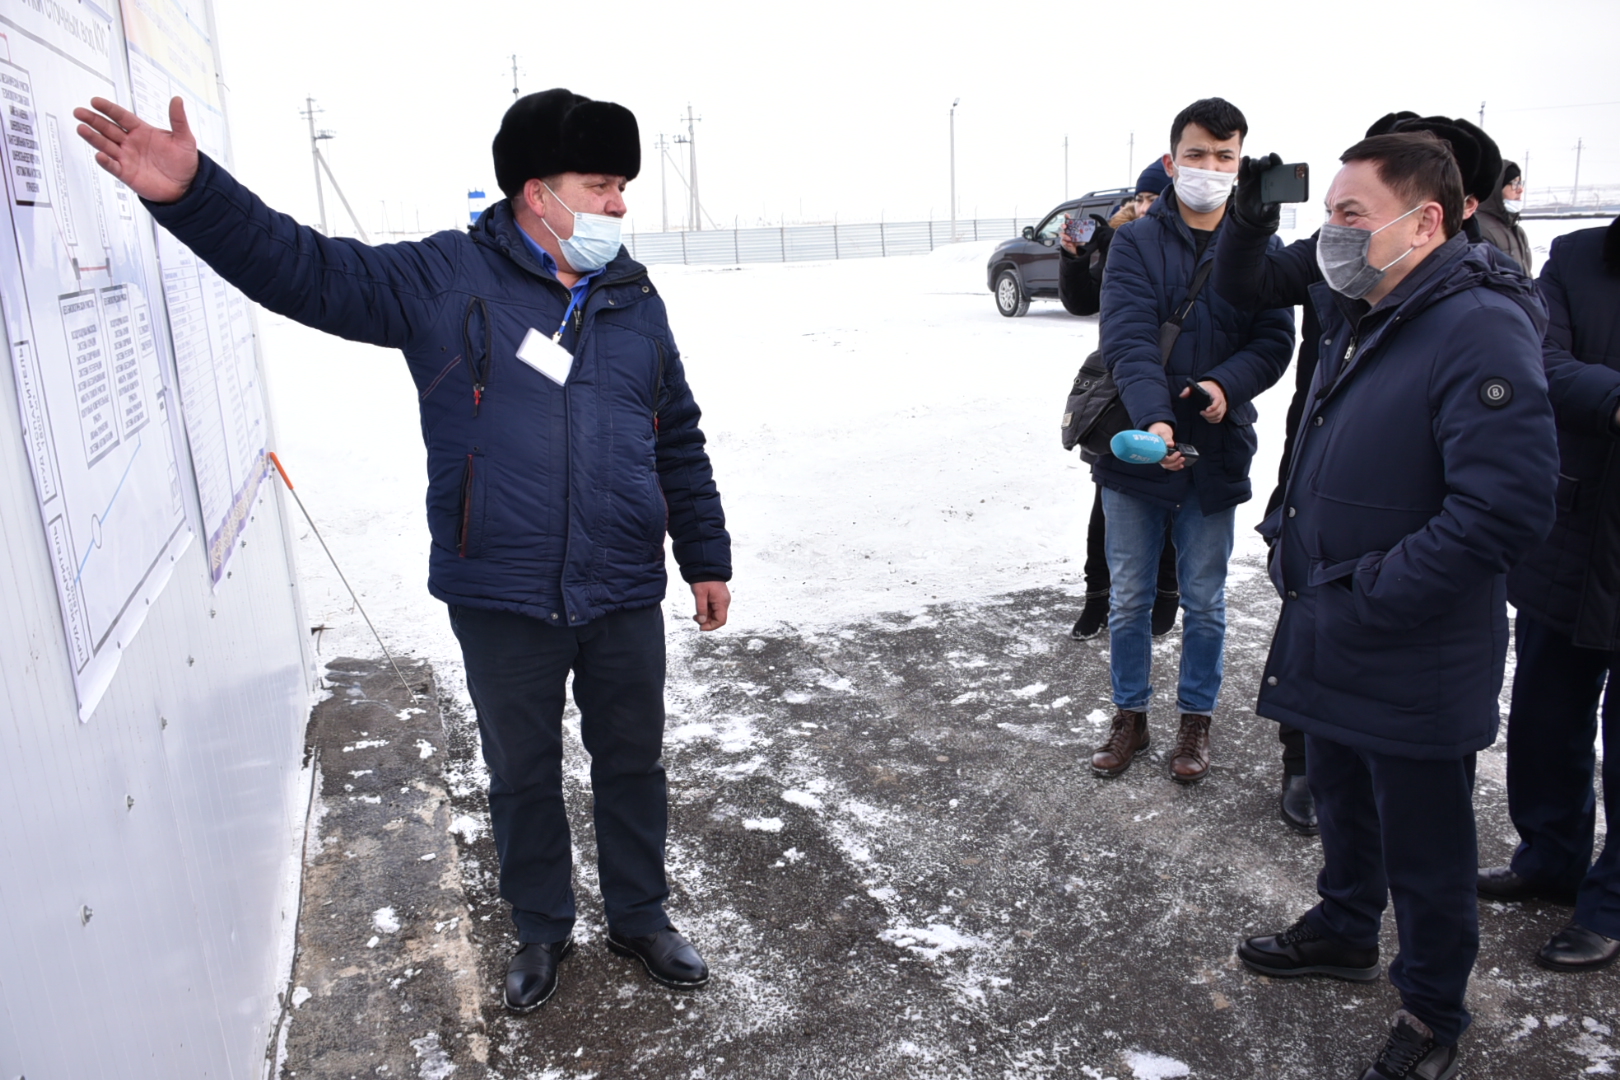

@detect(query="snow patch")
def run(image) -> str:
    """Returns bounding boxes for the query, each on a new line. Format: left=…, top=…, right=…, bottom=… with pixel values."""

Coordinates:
left=414, top=738, right=435, bottom=759
left=1123, top=1050, right=1191, bottom=1079
left=409, top=1032, right=457, bottom=1080
left=743, top=817, right=784, bottom=832
left=782, top=789, right=823, bottom=810
left=879, top=923, right=982, bottom=960
left=290, top=985, right=311, bottom=1008
left=372, top=906, right=400, bottom=934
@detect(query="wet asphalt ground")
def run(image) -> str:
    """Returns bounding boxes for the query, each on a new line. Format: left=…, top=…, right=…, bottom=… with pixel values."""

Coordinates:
left=282, top=550, right=1620, bottom=1079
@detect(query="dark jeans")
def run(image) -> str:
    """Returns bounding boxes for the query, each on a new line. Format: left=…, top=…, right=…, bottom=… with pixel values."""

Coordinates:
left=1506, top=613, right=1620, bottom=936
left=1083, top=483, right=1177, bottom=599
left=1304, top=734, right=1478, bottom=1046
left=449, top=602, right=670, bottom=943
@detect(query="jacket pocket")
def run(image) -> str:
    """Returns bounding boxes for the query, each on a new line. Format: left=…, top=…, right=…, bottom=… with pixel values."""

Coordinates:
left=1310, top=562, right=1439, bottom=717
left=1556, top=472, right=1579, bottom=513
left=456, top=450, right=488, bottom=558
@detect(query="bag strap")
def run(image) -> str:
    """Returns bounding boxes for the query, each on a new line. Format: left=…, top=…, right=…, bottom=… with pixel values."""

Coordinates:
left=1157, top=259, right=1215, bottom=363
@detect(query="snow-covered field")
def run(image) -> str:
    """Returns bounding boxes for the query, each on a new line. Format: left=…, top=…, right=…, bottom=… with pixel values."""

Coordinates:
left=263, top=216, right=1595, bottom=702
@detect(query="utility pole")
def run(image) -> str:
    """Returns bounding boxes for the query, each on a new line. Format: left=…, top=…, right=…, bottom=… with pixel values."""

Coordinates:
left=510, top=55, right=520, bottom=99
left=1479, top=100, right=1485, bottom=127
left=949, top=98, right=959, bottom=241
left=299, top=96, right=369, bottom=243
left=1128, top=131, right=1134, bottom=182
left=655, top=134, right=670, bottom=232
left=302, top=96, right=330, bottom=235
left=674, top=106, right=700, bottom=230
left=1064, top=135, right=1069, bottom=199
left=1573, top=137, right=1584, bottom=206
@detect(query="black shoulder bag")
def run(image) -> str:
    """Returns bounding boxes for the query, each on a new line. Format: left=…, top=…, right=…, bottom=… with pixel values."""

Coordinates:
left=1060, top=259, right=1215, bottom=463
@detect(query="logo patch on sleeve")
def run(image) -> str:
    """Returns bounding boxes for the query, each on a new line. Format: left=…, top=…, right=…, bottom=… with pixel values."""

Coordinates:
left=1479, top=378, right=1513, bottom=408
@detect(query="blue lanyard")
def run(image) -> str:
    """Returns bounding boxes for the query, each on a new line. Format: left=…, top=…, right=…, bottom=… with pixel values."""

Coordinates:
left=553, top=287, right=587, bottom=343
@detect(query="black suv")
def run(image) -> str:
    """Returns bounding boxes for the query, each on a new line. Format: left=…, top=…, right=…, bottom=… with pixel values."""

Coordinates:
left=987, top=188, right=1133, bottom=316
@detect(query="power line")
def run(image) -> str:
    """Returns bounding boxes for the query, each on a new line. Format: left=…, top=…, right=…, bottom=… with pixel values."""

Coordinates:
left=1499, top=99, right=1620, bottom=113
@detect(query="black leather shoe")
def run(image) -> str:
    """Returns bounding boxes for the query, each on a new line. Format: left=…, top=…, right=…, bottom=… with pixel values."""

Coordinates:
left=504, top=937, right=574, bottom=1012
left=1280, top=772, right=1319, bottom=836
left=607, top=924, right=710, bottom=988
left=1477, top=865, right=1578, bottom=905
left=1150, top=591, right=1179, bottom=637
left=1071, top=595, right=1109, bottom=640
left=1358, top=1010, right=1458, bottom=1079
left=1238, top=917, right=1380, bottom=982
left=1537, top=922, right=1620, bottom=972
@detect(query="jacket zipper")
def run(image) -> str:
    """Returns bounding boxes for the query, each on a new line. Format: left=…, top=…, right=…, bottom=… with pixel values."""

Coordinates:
left=457, top=453, right=475, bottom=557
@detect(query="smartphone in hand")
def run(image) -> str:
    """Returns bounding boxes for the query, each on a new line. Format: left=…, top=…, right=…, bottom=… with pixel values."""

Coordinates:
left=1183, top=378, right=1215, bottom=410
left=1259, top=162, right=1310, bottom=204
left=1063, top=215, right=1098, bottom=246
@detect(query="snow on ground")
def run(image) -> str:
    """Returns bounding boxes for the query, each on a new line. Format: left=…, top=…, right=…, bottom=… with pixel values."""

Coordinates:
left=262, top=215, right=1599, bottom=694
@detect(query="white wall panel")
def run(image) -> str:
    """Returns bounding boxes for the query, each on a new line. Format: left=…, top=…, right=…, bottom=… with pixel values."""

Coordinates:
left=0, top=1, right=314, bottom=1072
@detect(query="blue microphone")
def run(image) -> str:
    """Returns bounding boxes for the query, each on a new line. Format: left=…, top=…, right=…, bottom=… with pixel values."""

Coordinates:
left=1109, top=429, right=1200, bottom=465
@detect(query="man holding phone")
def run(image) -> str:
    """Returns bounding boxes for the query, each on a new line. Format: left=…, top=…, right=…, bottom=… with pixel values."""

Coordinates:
left=1235, top=132, right=1556, bottom=1080
left=1087, top=98, right=1294, bottom=784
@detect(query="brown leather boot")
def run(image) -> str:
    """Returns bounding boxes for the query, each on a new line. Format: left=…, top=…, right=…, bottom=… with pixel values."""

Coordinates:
left=1091, top=709, right=1149, bottom=777
left=1169, top=713, right=1211, bottom=783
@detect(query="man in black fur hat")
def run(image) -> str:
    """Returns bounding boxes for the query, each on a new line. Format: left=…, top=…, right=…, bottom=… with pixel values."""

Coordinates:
left=75, top=87, right=730, bottom=1011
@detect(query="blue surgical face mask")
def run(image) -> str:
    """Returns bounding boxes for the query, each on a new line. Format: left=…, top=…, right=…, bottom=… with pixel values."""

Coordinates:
left=541, top=182, right=623, bottom=272
left=1314, top=204, right=1423, bottom=299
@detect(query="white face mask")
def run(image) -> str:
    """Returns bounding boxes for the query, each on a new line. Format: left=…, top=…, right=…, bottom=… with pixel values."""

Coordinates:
left=1502, top=198, right=1523, bottom=214
left=1173, top=164, right=1238, bottom=213
left=541, top=182, right=623, bottom=273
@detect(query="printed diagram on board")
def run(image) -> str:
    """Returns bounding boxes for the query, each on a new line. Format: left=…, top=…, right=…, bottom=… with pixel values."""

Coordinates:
left=0, top=8, right=192, bottom=721
left=122, top=0, right=270, bottom=587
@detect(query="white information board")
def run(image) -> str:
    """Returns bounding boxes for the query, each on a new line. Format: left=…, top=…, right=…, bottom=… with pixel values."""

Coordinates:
left=0, top=0, right=272, bottom=719
left=0, top=0, right=190, bottom=720
left=121, top=0, right=268, bottom=586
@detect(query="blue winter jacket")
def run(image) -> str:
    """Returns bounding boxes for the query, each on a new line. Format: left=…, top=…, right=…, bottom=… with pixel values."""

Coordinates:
left=1256, top=236, right=1559, bottom=758
left=1506, top=225, right=1620, bottom=649
left=145, top=154, right=731, bottom=627
left=1096, top=190, right=1295, bottom=514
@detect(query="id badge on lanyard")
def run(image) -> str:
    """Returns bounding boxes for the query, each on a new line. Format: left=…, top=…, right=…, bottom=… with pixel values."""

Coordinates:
left=515, top=292, right=583, bottom=385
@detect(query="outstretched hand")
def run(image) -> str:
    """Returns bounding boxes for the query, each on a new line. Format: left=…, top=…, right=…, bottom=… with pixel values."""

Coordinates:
left=73, top=96, right=198, bottom=203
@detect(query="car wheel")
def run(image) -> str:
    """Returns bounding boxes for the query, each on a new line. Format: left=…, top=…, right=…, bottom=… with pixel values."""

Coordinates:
left=995, top=269, right=1030, bottom=317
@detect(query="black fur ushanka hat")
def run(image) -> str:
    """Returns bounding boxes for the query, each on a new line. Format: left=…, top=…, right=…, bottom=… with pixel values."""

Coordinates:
left=492, top=88, right=641, bottom=197
left=1365, top=112, right=1502, bottom=204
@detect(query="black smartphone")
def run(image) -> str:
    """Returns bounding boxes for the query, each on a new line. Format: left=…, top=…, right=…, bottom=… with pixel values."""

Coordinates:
left=1260, top=162, right=1310, bottom=204
left=1063, top=216, right=1097, bottom=245
left=1183, top=377, right=1215, bottom=409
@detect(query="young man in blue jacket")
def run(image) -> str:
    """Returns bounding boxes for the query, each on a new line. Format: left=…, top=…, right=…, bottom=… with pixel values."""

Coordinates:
left=75, top=89, right=732, bottom=1011
left=1478, top=219, right=1620, bottom=973
left=1233, top=133, right=1558, bottom=1080
left=1089, top=97, right=1294, bottom=784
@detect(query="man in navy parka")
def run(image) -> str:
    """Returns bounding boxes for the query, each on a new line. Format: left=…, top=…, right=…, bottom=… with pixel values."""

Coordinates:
left=1229, top=133, right=1558, bottom=1080
left=75, top=89, right=731, bottom=1009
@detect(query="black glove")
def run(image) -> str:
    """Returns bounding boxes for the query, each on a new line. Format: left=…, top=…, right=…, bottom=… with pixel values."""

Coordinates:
left=1232, top=153, right=1283, bottom=233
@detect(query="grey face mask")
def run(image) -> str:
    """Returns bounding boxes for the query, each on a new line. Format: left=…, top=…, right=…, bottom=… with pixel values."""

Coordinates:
left=1314, top=204, right=1423, bottom=299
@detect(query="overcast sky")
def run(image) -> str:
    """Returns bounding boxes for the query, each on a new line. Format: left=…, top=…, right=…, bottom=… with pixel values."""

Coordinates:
left=206, top=0, right=1620, bottom=238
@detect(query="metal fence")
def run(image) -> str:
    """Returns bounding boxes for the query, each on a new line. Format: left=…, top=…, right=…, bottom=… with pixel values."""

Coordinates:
left=624, top=218, right=1039, bottom=266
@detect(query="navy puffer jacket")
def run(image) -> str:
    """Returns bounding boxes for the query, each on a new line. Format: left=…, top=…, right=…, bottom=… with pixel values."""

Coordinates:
left=1507, top=223, right=1620, bottom=649
left=145, top=154, right=730, bottom=627
left=1097, top=190, right=1295, bottom=514
left=1257, top=237, right=1558, bottom=758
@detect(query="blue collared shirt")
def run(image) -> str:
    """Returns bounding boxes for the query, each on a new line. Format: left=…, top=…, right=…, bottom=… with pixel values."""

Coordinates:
left=519, top=228, right=601, bottom=351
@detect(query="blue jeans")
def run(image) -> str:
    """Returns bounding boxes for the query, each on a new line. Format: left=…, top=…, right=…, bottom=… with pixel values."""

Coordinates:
left=1100, top=487, right=1234, bottom=714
